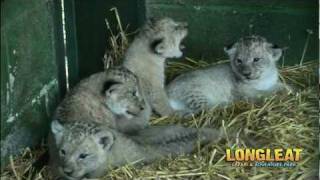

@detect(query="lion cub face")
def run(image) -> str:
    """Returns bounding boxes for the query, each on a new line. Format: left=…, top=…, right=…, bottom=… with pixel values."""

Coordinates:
left=51, top=120, right=113, bottom=179
left=146, top=17, right=188, bottom=58
left=105, top=83, right=146, bottom=119
left=102, top=67, right=147, bottom=119
left=225, top=36, right=282, bottom=81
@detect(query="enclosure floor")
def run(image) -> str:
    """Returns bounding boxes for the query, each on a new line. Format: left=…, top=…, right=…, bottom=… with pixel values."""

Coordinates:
left=1, top=61, right=318, bottom=180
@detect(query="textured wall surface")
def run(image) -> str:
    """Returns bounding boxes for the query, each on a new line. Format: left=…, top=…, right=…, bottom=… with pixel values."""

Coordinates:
left=73, top=0, right=142, bottom=80
left=72, top=0, right=318, bottom=78
left=145, top=0, right=318, bottom=64
left=1, top=0, right=60, bottom=170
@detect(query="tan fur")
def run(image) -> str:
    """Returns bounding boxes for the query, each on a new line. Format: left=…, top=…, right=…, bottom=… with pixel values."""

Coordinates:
left=49, top=120, right=223, bottom=179
left=54, top=67, right=151, bottom=133
left=55, top=72, right=116, bottom=125
left=49, top=67, right=151, bottom=179
left=123, top=17, right=188, bottom=116
left=167, top=36, right=286, bottom=117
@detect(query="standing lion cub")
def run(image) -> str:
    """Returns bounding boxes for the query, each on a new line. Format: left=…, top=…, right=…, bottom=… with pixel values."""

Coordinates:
left=123, top=17, right=188, bottom=116
left=167, top=35, right=288, bottom=117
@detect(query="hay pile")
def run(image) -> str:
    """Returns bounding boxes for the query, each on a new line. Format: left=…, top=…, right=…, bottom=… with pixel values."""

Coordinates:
left=1, top=60, right=318, bottom=180
left=101, top=60, right=318, bottom=180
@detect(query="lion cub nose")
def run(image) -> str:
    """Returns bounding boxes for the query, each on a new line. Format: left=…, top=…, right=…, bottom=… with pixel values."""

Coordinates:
left=63, top=167, right=73, bottom=176
left=242, top=71, right=252, bottom=77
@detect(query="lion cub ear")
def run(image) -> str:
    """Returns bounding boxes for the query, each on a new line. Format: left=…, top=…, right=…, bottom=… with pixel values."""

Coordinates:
left=267, top=43, right=283, bottom=61
left=147, top=17, right=157, bottom=26
left=151, top=38, right=166, bottom=55
left=51, top=120, right=64, bottom=143
left=224, top=42, right=237, bottom=58
left=102, top=80, right=121, bottom=95
left=94, top=130, right=114, bottom=151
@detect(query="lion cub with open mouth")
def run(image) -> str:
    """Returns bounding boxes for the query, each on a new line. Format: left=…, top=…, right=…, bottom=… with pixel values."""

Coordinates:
left=123, top=17, right=188, bottom=116
left=167, top=35, right=289, bottom=117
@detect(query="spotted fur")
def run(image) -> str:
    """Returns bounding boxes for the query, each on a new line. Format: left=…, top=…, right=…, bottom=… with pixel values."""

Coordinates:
left=167, top=35, right=289, bottom=117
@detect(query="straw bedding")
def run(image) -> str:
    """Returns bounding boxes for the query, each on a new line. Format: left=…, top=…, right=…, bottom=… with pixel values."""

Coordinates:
left=1, top=59, right=318, bottom=180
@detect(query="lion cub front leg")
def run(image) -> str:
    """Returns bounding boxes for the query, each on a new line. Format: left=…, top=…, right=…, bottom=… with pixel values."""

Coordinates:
left=151, top=87, right=174, bottom=116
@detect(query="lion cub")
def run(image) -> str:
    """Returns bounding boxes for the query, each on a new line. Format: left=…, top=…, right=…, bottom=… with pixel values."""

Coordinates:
left=54, top=66, right=151, bottom=133
left=123, top=17, right=188, bottom=116
left=49, top=120, right=223, bottom=179
left=167, top=35, right=287, bottom=117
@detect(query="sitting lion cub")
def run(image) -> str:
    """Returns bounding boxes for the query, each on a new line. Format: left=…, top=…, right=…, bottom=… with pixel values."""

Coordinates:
left=167, top=35, right=288, bottom=117
left=123, top=17, right=188, bottom=116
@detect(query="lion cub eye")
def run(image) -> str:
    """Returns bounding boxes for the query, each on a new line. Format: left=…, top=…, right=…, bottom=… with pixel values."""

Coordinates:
left=60, top=149, right=66, bottom=156
left=132, top=91, right=138, bottom=97
left=174, top=24, right=180, bottom=30
left=253, top=58, right=261, bottom=62
left=236, top=58, right=242, bottom=64
left=79, top=153, right=89, bottom=159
